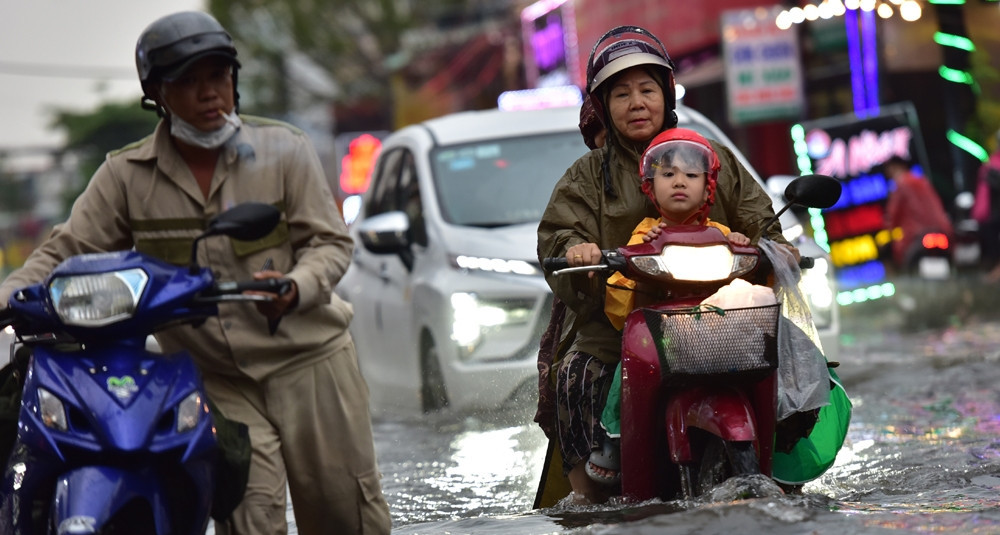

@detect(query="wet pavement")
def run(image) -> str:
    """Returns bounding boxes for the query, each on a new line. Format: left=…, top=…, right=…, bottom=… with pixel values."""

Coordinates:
left=9, top=276, right=1000, bottom=534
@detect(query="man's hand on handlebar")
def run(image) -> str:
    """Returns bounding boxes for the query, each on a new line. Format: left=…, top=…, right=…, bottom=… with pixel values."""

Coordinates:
left=249, top=269, right=298, bottom=321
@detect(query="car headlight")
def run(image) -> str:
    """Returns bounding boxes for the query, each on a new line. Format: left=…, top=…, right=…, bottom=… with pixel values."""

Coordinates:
left=38, top=387, right=67, bottom=431
left=177, top=391, right=204, bottom=433
left=783, top=222, right=804, bottom=243
left=801, top=257, right=835, bottom=329
left=452, top=255, right=539, bottom=276
left=450, top=292, right=533, bottom=353
left=49, top=269, right=148, bottom=327
left=629, top=244, right=757, bottom=282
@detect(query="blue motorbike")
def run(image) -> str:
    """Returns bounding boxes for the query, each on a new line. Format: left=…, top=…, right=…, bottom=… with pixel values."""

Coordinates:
left=0, top=202, right=288, bottom=534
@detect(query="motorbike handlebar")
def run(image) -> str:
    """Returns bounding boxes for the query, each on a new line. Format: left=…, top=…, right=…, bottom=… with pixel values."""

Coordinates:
left=204, top=277, right=293, bottom=299
left=542, top=251, right=815, bottom=276
left=542, top=257, right=570, bottom=271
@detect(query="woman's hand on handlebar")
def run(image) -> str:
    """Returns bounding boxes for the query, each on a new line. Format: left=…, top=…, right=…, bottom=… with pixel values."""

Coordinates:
left=249, top=269, right=298, bottom=321
left=565, top=243, right=602, bottom=278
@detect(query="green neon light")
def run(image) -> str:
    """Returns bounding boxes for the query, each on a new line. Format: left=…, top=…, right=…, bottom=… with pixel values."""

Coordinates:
left=946, top=130, right=989, bottom=162
left=790, top=124, right=813, bottom=175
left=934, top=32, right=975, bottom=52
left=938, top=66, right=974, bottom=84
left=927, top=0, right=966, bottom=4
left=836, top=283, right=895, bottom=306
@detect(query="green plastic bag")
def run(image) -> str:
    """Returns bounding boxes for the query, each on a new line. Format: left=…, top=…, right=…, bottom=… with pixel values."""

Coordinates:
left=772, top=367, right=852, bottom=485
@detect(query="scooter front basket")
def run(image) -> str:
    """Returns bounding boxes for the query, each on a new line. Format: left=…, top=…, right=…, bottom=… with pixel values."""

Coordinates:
left=641, top=303, right=780, bottom=381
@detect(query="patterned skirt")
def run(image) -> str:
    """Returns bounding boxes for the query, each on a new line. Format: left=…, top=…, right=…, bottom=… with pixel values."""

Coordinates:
left=554, top=351, right=616, bottom=474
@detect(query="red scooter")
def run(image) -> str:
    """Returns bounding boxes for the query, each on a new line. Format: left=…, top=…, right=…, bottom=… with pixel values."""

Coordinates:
left=538, top=174, right=843, bottom=503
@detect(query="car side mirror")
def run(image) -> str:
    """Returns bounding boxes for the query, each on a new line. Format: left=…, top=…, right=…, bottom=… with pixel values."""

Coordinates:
left=356, top=211, right=415, bottom=271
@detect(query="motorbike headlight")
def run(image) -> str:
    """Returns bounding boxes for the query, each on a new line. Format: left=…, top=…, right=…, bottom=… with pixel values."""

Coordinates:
left=177, top=391, right=204, bottom=433
left=49, top=269, right=148, bottom=327
left=450, top=292, right=533, bottom=352
left=629, top=245, right=757, bottom=281
left=38, top=387, right=67, bottom=431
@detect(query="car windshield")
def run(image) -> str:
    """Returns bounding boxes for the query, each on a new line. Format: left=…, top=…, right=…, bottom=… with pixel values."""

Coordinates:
left=431, top=131, right=587, bottom=227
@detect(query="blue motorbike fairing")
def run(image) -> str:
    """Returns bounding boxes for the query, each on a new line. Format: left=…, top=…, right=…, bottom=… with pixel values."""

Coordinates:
left=52, top=464, right=214, bottom=535
left=19, top=345, right=217, bottom=460
left=7, top=345, right=219, bottom=534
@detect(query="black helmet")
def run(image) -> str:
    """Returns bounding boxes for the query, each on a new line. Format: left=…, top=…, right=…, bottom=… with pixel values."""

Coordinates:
left=585, top=25, right=676, bottom=124
left=135, top=11, right=240, bottom=111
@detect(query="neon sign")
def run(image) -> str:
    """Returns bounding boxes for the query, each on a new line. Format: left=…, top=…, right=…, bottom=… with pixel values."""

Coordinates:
left=793, top=102, right=932, bottom=300
left=520, top=0, right=581, bottom=88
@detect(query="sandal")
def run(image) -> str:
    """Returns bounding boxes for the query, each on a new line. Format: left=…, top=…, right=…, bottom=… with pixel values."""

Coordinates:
left=585, top=438, right=621, bottom=486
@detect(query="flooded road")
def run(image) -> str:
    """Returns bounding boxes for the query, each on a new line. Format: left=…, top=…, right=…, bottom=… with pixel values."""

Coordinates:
left=373, top=277, right=1000, bottom=534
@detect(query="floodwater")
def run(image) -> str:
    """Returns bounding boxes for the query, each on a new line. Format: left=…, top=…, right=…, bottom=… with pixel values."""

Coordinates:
left=371, top=277, right=1000, bottom=535
left=10, top=278, right=998, bottom=534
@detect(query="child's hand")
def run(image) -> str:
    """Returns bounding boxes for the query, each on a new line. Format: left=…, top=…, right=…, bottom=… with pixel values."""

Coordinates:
left=727, top=232, right=750, bottom=246
left=642, top=222, right=666, bottom=243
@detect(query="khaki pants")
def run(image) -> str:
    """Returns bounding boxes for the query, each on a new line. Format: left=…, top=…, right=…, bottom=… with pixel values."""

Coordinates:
left=207, top=343, right=391, bottom=535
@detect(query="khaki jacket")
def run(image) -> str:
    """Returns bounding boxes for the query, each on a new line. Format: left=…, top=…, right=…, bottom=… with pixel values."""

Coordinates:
left=0, top=116, right=354, bottom=380
left=537, top=138, right=786, bottom=364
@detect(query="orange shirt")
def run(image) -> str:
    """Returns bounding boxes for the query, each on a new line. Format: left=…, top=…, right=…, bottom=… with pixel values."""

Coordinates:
left=604, top=217, right=731, bottom=330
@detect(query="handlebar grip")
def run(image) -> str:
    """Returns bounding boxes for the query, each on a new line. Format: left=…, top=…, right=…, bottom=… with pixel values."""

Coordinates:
left=213, top=278, right=293, bottom=296
left=799, top=256, right=815, bottom=270
left=542, top=257, right=569, bottom=272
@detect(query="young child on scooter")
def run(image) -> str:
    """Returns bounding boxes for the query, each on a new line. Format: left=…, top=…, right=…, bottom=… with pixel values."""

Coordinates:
left=586, top=128, right=751, bottom=485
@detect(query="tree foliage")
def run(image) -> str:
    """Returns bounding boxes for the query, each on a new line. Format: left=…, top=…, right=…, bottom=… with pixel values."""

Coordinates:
left=48, top=100, right=160, bottom=207
left=206, top=0, right=472, bottom=123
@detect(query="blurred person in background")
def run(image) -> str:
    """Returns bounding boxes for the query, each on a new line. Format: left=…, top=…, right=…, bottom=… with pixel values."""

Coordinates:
left=881, top=155, right=954, bottom=274
left=0, top=11, right=390, bottom=535
left=972, top=131, right=1000, bottom=282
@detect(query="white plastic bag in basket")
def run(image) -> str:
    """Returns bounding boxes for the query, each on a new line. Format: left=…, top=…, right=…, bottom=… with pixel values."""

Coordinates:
left=701, top=279, right=776, bottom=309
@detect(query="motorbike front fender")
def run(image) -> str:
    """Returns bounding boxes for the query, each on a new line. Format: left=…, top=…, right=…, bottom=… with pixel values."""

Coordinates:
left=51, top=466, right=172, bottom=535
left=665, top=386, right=758, bottom=464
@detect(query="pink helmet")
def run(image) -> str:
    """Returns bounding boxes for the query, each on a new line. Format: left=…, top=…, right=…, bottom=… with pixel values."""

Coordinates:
left=639, top=128, right=720, bottom=224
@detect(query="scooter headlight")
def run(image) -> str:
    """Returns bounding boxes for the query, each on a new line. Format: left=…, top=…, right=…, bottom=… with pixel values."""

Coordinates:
left=629, top=245, right=757, bottom=281
left=177, top=391, right=204, bottom=433
left=38, top=387, right=67, bottom=431
left=49, top=269, right=148, bottom=327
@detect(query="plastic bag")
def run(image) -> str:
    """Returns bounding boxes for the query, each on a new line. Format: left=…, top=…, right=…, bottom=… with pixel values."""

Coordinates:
left=758, top=239, right=832, bottom=421
left=701, top=278, right=776, bottom=311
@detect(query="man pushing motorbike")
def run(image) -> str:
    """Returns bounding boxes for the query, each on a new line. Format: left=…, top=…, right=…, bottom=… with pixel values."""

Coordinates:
left=0, top=11, right=390, bottom=535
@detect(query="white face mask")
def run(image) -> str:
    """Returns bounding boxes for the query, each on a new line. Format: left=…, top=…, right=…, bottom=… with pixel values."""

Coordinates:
left=169, top=109, right=242, bottom=149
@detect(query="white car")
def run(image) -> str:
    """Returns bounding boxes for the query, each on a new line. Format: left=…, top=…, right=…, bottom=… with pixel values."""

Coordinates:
left=337, top=102, right=839, bottom=415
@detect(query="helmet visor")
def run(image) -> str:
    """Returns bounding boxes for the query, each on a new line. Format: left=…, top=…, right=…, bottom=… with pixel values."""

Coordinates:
left=589, top=42, right=673, bottom=93
left=641, top=139, right=715, bottom=181
left=161, top=50, right=239, bottom=82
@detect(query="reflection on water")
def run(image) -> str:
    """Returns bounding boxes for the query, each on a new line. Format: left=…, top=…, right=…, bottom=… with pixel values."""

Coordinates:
left=210, top=300, right=1000, bottom=534
left=382, top=313, right=1000, bottom=534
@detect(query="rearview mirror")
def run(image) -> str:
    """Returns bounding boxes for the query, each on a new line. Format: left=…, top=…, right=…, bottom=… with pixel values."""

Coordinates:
left=206, top=202, right=281, bottom=241
left=783, top=174, right=842, bottom=209
left=190, top=202, right=282, bottom=272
